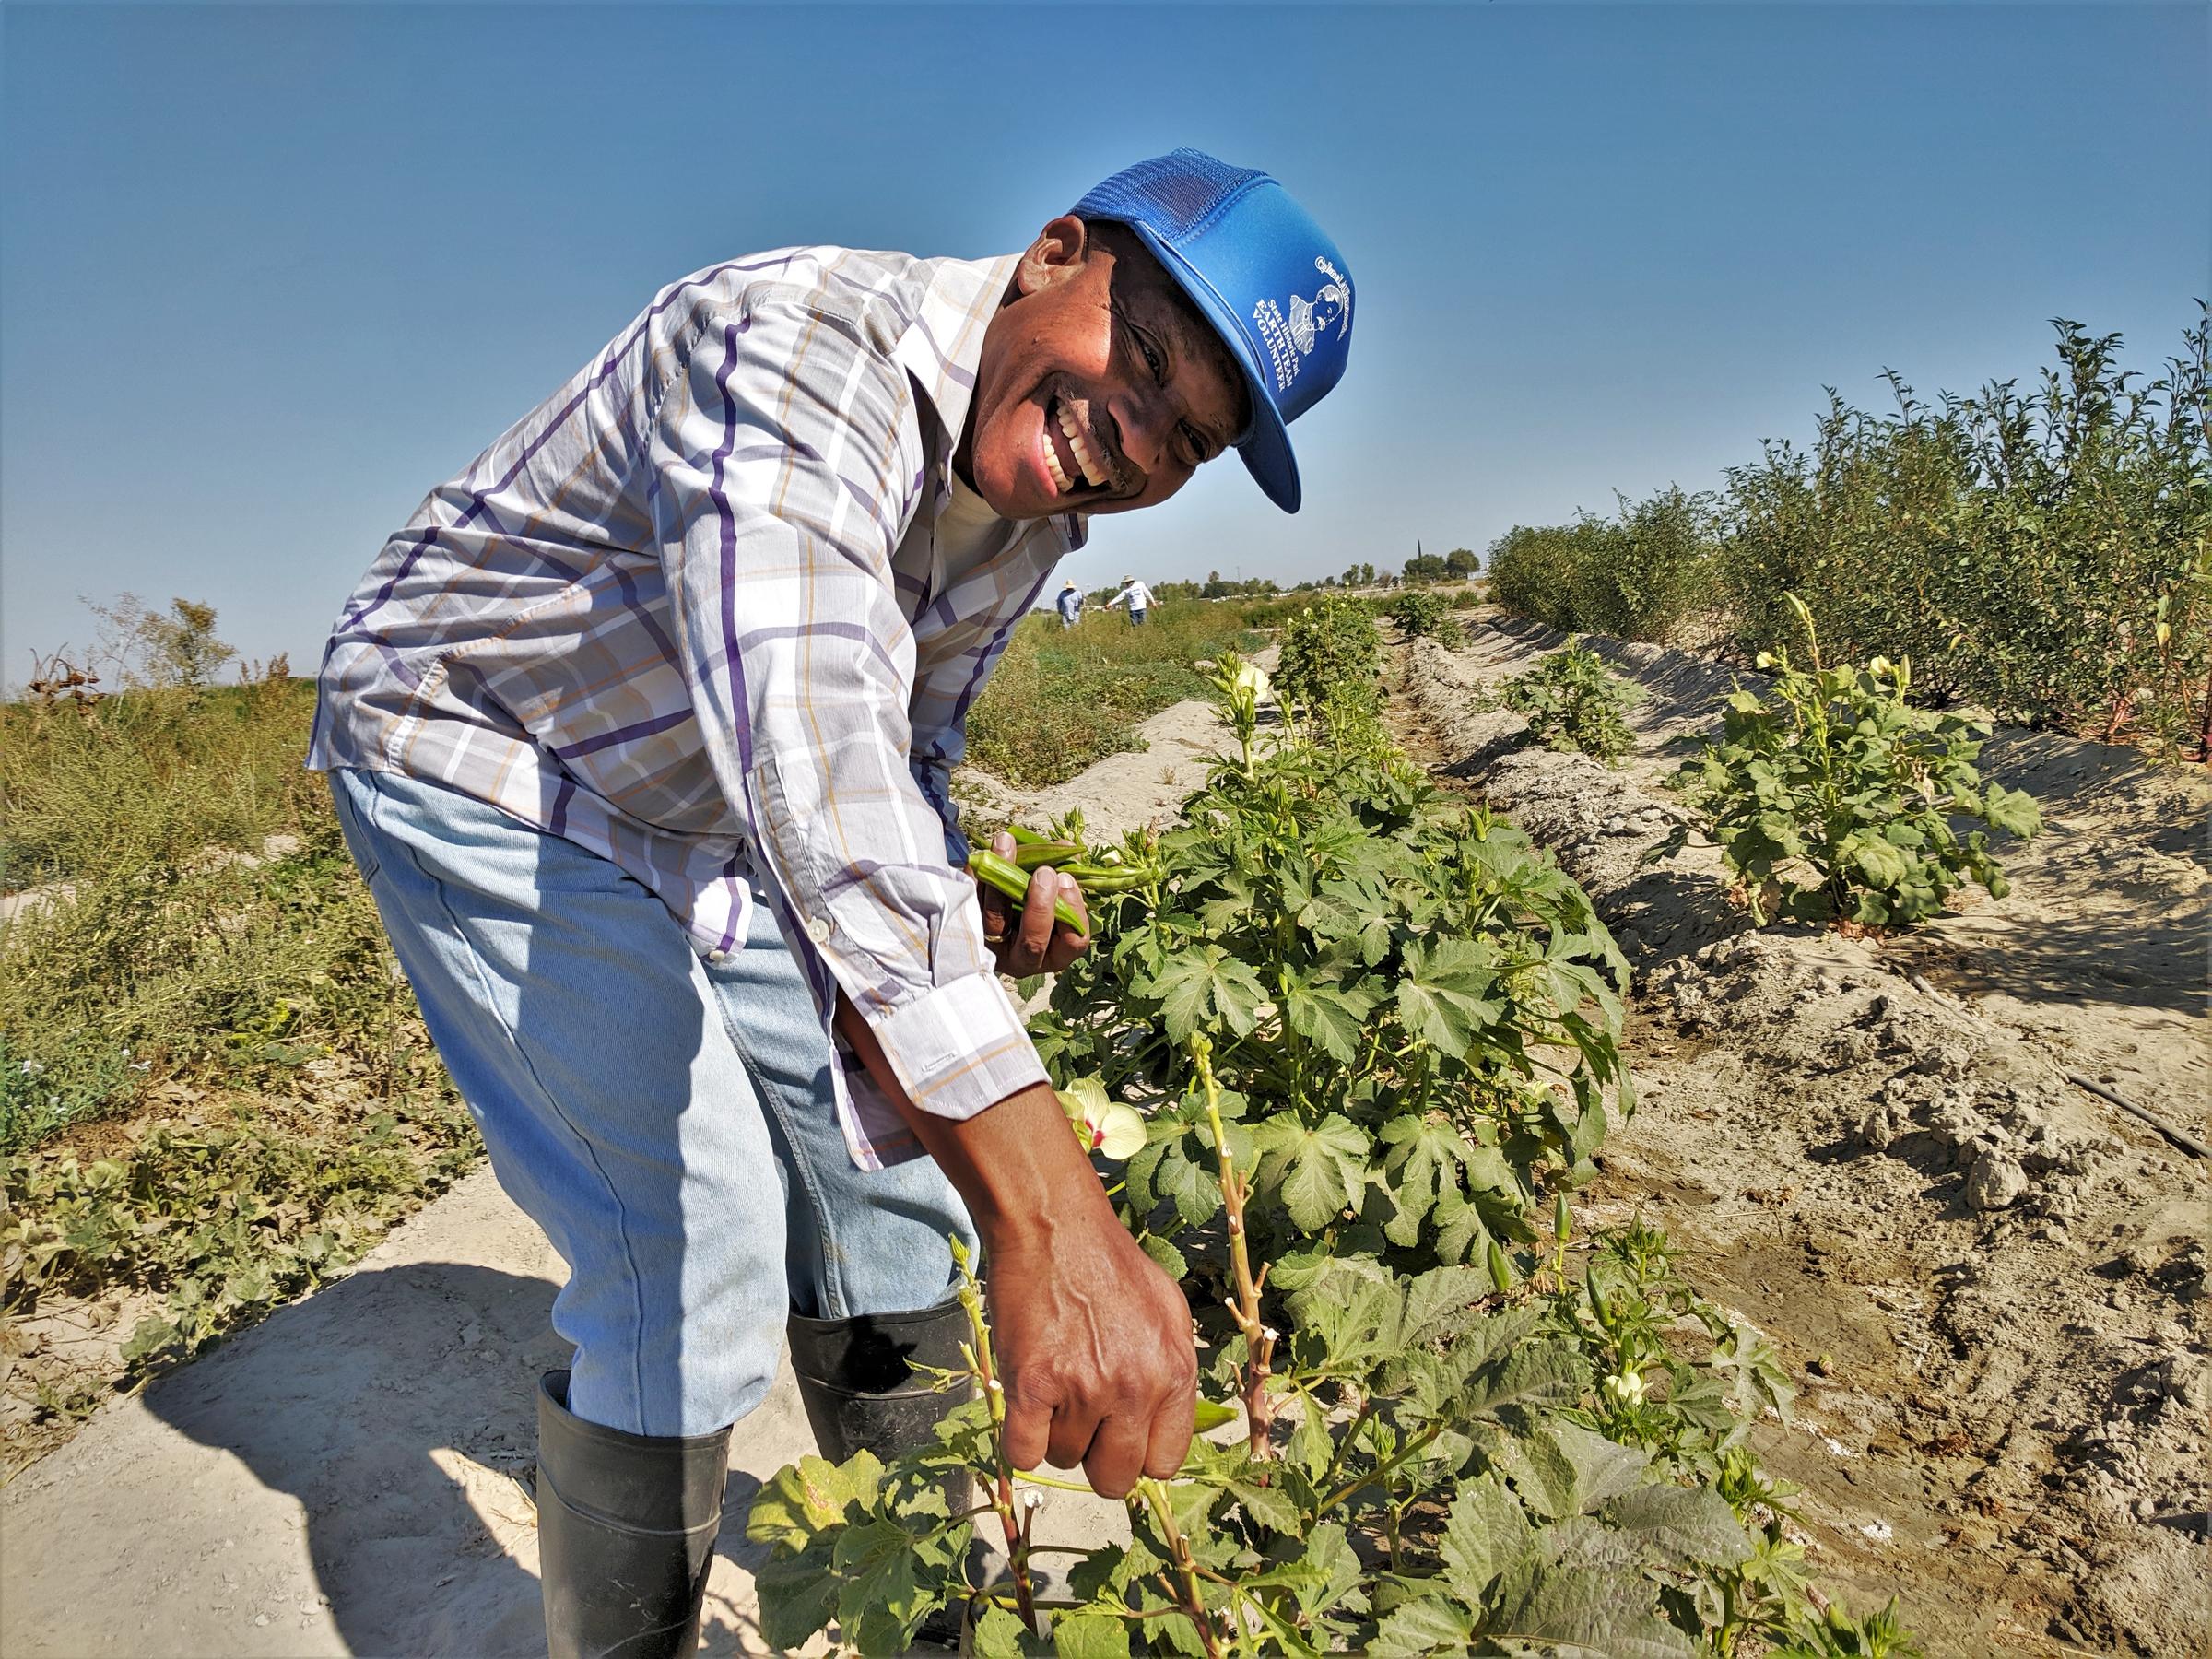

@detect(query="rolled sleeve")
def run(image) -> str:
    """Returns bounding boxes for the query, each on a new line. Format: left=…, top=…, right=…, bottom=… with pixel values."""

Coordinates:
left=866, top=971, right=1046, bottom=1120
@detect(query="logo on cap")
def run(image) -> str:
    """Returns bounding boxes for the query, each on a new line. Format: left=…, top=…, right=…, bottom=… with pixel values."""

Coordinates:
left=1251, top=256, right=1354, bottom=394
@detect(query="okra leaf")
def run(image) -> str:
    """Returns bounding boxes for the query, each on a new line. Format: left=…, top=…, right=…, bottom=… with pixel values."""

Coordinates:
left=1052, top=1611, right=1133, bottom=1659
left=1143, top=946, right=1266, bottom=1042
left=1599, top=1481, right=1752, bottom=1568
left=1440, top=1472, right=1535, bottom=1602
left=751, top=1535, right=841, bottom=1651
left=746, top=1449, right=884, bottom=1552
left=1484, top=1562, right=1694, bottom=1659
left=1256, top=1113, right=1373, bottom=1231
left=1368, top=1594, right=1476, bottom=1658
left=1284, top=974, right=1378, bottom=1065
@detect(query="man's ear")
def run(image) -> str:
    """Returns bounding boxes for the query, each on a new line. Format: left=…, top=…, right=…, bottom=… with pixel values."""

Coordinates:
left=1014, top=214, right=1095, bottom=298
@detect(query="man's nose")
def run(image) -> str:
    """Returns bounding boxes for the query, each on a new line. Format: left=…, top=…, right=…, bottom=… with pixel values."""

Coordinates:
left=1112, top=391, right=1175, bottom=477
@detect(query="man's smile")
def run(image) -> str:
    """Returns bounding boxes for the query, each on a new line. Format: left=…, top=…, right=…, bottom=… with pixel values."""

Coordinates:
left=1041, top=390, right=1120, bottom=499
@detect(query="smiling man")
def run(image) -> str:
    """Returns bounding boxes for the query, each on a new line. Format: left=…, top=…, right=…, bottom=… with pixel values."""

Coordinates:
left=308, top=148, right=1351, bottom=1657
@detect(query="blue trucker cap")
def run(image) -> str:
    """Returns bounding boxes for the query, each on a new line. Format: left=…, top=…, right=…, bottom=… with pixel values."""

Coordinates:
left=1073, top=148, right=1351, bottom=513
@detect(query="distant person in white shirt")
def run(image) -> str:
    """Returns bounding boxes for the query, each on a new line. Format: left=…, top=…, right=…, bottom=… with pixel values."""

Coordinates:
left=1110, top=575, right=1154, bottom=626
left=1056, top=580, right=1083, bottom=629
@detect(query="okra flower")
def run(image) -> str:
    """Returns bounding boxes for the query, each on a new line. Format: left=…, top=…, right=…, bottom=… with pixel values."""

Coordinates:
left=1054, top=1077, right=1147, bottom=1159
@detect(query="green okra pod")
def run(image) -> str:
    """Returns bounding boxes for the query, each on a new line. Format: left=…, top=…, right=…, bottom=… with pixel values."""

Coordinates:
left=967, top=848, right=1088, bottom=935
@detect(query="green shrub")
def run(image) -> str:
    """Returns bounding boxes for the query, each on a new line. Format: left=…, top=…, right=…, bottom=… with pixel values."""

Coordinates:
left=1488, top=491, right=1719, bottom=644
left=1487, top=524, right=1588, bottom=632
left=1721, top=315, right=2210, bottom=751
left=1496, top=312, right=2211, bottom=756
left=1499, top=638, right=1644, bottom=763
left=749, top=722, right=1876, bottom=1657
left=1667, top=597, right=2043, bottom=927
left=2, top=1086, right=476, bottom=1374
left=1384, top=588, right=1458, bottom=641
left=1274, top=596, right=1381, bottom=714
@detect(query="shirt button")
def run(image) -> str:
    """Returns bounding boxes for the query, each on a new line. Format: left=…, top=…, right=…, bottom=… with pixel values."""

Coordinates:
left=704, top=949, right=731, bottom=966
left=806, top=917, right=832, bottom=946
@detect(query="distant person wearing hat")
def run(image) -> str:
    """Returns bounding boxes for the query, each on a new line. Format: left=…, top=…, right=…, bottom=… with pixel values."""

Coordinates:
left=1056, top=578, right=1083, bottom=629
left=1109, top=573, right=1156, bottom=626
left=310, top=148, right=1352, bottom=1656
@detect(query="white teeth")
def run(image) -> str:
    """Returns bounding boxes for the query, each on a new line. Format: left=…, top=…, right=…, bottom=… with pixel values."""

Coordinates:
left=1058, top=401, right=1110, bottom=488
left=1041, top=425, right=1073, bottom=494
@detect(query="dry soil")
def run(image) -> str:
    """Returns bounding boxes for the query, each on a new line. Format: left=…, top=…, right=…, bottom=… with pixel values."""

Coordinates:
left=1394, top=614, right=2209, bottom=1657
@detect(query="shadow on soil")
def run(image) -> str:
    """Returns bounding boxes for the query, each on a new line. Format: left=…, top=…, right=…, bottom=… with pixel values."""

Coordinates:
left=146, top=1261, right=565, bottom=1657
left=1917, top=905, right=2209, bottom=1019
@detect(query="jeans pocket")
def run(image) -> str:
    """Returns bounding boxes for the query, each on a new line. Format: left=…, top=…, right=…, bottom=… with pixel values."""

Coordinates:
left=324, top=771, right=384, bottom=887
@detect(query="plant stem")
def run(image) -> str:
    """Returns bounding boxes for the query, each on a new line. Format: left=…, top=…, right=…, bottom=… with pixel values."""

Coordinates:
left=955, top=1253, right=1040, bottom=1639
left=1315, top=1423, right=1445, bottom=1515
left=1138, top=1477, right=1227, bottom=1659
left=1191, top=1036, right=1277, bottom=1463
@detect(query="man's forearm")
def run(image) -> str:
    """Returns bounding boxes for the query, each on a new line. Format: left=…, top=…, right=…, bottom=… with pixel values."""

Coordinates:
left=833, top=995, right=1113, bottom=1242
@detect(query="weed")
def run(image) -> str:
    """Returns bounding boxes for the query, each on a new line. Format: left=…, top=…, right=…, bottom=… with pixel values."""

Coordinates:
left=965, top=605, right=1264, bottom=787
left=1384, top=590, right=1458, bottom=641
left=1274, top=597, right=1381, bottom=719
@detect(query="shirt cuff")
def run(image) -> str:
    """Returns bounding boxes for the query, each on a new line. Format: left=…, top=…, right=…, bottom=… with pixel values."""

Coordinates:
left=864, top=970, right=1048, bottom=1123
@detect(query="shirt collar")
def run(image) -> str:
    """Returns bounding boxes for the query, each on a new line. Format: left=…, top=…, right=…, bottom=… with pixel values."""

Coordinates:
left=891, top=252, right=1087, bottom=550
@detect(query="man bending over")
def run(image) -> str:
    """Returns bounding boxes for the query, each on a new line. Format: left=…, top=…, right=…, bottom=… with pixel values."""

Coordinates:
left=309, top=148, right=1352, bottom=1657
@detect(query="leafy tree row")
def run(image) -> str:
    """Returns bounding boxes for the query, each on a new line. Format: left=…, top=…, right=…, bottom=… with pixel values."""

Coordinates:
left=1488, top=312, right=2212, bottom=758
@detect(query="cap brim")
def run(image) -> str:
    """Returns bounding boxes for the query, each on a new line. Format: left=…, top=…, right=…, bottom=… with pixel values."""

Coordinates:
left=1118, top=220, right=1302, bottom=514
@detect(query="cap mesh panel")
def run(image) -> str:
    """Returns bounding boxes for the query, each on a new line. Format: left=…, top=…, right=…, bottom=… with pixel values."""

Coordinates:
left=1074, top=148, right=1259, bottom=240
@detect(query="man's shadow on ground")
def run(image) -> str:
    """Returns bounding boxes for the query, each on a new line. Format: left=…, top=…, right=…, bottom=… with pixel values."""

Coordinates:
left=143, top=1260, right=777, bottom=1657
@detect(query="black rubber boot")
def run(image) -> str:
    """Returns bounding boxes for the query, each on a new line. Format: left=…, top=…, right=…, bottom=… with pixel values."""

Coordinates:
left=535, top=1370, right=733, bottom=1659
left=783, top=1299, right=973, bottom=1466
left=788, top=1300, right=976, bottom=1648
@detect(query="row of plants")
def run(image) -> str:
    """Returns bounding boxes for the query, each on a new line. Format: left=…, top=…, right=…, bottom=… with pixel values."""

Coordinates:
left=966, top=604, right=1269, bottom=788
left=2, top=642, right=481, bottom=1448
left=747, top=657, right=1913, bottom=1655
left=1469, top=610, right=2045, bottom=932
left=1485, top=312, right=2212, bottom=758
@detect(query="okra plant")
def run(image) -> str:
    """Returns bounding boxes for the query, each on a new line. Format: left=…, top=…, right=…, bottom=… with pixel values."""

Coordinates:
left=1497, top=638, right=1645, bottom=764
left=748, top=673, right=1908, bottom=1655
left=1665, top=594, right=2042, bottom=926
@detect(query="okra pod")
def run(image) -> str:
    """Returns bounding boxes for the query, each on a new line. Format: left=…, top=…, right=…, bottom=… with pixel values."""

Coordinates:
left=967, top=848, right=1088, bottom=935
left=1010, top=840, right=1084, bottom=871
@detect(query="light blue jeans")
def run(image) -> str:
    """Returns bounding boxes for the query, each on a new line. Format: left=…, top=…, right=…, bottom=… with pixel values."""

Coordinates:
left=326, top=766, right=977, bottom=1438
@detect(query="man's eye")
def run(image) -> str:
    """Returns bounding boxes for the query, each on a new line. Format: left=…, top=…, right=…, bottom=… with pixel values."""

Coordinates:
left=1128, top=322, right=1164, bottom=379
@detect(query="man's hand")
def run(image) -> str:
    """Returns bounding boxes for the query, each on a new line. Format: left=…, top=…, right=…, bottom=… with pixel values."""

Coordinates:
left=830, top=1008, right=1198, bottom=1499
left=987, top=1190, right=1196, bottom=1498
left=977, top=829, right=1089, bottom=976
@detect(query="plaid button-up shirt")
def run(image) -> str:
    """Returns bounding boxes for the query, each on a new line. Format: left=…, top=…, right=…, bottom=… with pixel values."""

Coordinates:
left=309, top=246, right=1085, bottom=1168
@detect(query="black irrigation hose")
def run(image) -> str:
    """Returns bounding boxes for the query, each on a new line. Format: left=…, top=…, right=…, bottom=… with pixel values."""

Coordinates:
left=2063, top=1070, right=2210, bottom=1162
left=1900, top=970, right=2208, bottom=1162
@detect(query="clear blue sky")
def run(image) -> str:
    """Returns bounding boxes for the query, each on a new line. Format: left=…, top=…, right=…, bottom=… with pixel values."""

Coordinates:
left=4, top=3, right=2206, bottom=676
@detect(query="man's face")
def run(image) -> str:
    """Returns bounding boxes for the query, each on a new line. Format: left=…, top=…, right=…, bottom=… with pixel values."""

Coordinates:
left=959, top=216, right=1253, bottom=520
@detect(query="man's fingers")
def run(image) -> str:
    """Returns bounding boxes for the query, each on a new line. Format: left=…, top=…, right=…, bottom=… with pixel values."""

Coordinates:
left=1083, top=1416, right=1152, bottom=1500
left=1055, top=873, right=1089, bottom=938
left=1002, top=1394, right=1052, bottom=1472
left=1016, top=863, right=1059, bottom=966
left=1044, top=1403, right=1098, bottom=1474
left=1142, top=1384, right=1198, bottom=1481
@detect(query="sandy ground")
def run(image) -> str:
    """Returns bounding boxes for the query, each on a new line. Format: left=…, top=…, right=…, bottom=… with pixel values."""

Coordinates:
left=1394, top=614, right=2210, bottom=1658
left=0, top=699, right=1230, bottom=1659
